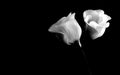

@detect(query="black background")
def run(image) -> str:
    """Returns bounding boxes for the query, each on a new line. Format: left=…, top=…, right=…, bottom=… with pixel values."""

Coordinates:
left=4, top=0, right=119, bottom=75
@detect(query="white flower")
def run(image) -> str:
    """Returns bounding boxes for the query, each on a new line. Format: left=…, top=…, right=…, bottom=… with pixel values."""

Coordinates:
left=84, top=10, right=111, bottom=37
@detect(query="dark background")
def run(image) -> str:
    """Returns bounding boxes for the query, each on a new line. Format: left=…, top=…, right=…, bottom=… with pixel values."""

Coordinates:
left=3, top=0, right=118, bottom=75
